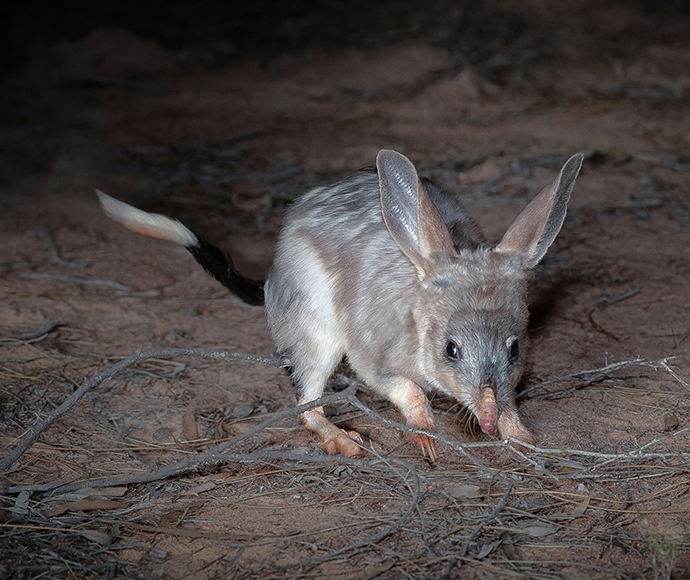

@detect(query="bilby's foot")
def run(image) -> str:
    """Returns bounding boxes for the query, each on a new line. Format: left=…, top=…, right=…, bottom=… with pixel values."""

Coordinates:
left=302, top=407, right=365, bottom=457
left=497, top=407, right=535, bottom=453
left=321, top=429, right=365, bottom=457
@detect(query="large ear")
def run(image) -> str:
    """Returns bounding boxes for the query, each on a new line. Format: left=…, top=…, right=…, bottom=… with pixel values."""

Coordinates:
left=377, top=150, right=457, bottom=275
left=495, top=153, right=584, bottom=268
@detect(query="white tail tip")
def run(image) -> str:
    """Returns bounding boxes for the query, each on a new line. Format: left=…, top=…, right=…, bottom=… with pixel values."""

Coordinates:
left=95, top=189, right=198, bottom=247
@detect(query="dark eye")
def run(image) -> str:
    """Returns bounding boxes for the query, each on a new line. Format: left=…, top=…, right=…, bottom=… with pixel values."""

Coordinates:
left=509, top=339, right=519, bottom=360
left=446, top=341, right=460, bottom=360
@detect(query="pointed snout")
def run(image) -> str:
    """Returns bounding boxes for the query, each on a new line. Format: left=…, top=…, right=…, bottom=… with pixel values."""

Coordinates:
left=477, top=383, right=498, bottom=435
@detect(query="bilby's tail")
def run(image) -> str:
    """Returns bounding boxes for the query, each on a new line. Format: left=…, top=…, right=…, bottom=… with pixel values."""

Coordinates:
left=96, top=190, right=265, bottom=306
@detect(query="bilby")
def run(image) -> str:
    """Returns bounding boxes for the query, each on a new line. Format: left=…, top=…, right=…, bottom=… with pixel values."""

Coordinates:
left=98, top=149, right=583, bottom=460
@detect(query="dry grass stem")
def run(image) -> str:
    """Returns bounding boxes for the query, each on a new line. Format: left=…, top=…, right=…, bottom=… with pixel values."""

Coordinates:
left=3, top=347, right=689, bottom=578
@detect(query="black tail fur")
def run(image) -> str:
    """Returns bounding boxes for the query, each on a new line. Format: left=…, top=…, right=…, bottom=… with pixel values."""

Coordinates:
left=187, top=235, right=265, bottom=306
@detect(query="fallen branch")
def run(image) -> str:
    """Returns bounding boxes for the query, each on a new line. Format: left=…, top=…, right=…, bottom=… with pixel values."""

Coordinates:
left=519, top=356, right=683, bottom=400
left=587, top=308, right=621, bottom=342
left=304, top=448, right=421, bottom=567
left=19, top=449, right=422, bottom=568
left=509, top=430, right=690, bottom=464
left=455, top=481, right=514, bottom=569
left=0, top=318, right=62, bottom=344
left=0, top=347, right=283, bottom=471
left=5, top=349, right=689, bottom=496
left=16, top=272, right=133, bottom=295
left=38, top=225, right=86, bottom=269
left=20, top=388, right=359, bottom=496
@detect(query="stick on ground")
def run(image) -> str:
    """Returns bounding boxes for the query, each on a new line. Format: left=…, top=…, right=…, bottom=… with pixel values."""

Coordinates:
left=0, top=347, right=283, bottom=471
left=0, top=318, right=62, bottom=343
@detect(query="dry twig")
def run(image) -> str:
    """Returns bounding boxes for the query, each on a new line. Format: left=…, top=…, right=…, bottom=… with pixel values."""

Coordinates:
left=0, top=318, right=62, bottom=344
left=0, top=347, right=282, bottom=471
left=519, top=356, right=684, bottom=400
left=16, top=272, right=133, bottom=295
left=303, top=448, right=421, bottom=567
left=38, top=225, right=86, bottom=269
left=14, top=388, right=362, bottom=496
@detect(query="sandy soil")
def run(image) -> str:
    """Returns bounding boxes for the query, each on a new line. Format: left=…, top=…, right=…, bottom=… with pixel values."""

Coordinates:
left=2, top=2, right=690, bottom=578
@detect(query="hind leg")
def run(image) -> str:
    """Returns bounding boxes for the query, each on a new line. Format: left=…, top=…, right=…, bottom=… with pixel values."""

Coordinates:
left=293, top=340, right=365, bottom=458
left=266, top=239, right=363, bottom=456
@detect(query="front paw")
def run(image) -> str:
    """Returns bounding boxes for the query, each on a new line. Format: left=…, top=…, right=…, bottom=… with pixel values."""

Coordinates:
left=497, top=408, right=535, bottom=453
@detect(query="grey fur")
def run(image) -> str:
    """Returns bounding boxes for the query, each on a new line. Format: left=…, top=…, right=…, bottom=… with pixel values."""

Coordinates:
left=97, top=149, right=583, bottom=454
left=496, top=153, right=583, bottom=267
left=265, top=150, right=583, bottom=448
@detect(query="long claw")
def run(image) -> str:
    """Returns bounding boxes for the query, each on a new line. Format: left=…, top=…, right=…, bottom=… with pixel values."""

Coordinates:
left=412, top=433, right=437, bottom=462
left=346, top=430, right=365, bottom=445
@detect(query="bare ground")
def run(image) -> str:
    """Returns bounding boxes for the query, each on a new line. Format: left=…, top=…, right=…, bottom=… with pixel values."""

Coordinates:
left=2, top=2, right=690, bottom=578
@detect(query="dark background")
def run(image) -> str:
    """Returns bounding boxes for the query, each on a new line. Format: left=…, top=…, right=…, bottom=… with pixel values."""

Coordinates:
left=3, top=0, right=690, bottom=194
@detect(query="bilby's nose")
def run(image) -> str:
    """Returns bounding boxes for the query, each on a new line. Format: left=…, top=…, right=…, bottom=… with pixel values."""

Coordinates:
left=477, top=380, right=497, bottom=434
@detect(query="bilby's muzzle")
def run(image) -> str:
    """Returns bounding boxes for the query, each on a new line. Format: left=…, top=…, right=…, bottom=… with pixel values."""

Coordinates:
left=477, top=382, right=498, bottom=434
